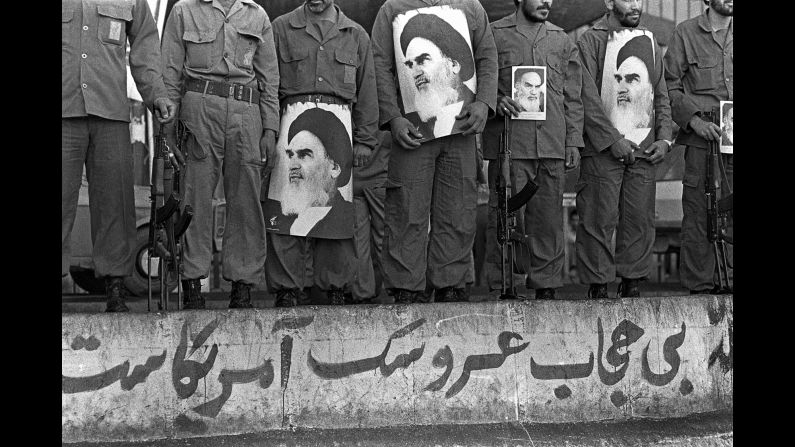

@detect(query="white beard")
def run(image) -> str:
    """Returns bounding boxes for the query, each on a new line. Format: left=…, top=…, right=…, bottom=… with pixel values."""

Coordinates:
left=280, top=178, right=332, bottom=216
left=724, top=129, right=733, bottom=144
left=413, top=64, right=460, bottom=122
left=610, top=92, right=653, bottom=136
left=517, top=95, right=541, bottom=113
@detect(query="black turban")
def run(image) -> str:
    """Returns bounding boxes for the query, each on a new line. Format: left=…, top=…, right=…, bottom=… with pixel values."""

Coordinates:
left=288, top=107, right=351, bottom=187
left=399, top=13, right=475, bottom=81
left=616, top=34, right=654, bottom=79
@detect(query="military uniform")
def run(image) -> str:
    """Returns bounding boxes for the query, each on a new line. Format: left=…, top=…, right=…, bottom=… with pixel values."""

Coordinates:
left=575, top=14, right=672, bottom=291
left=482, top=12, right=584, bottom=293
left=266, top=3, right=379, bottom=305
left=371, top=0, right=498, bottom=301
left=161, top=0, right=280, bottom=305
left=663, top=9, right=733, bottom=292
left=62, top=0, right=170, bottom=310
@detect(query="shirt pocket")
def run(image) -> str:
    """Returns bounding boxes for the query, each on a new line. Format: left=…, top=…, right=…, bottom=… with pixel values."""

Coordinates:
left=278, top=45, right=309, bottom=89
left=62, top=6, right=74, bottom=46
left=689, top=54, right=718, bottom=93
left=234, top=28, right=263, bottom=71
left=183, top=29, right=219, bottom=69
left=545, top=52, right=564, bottom=95
left=334, top=48, right=359, bottom=97
left=96, top=2, right=132, bottom=47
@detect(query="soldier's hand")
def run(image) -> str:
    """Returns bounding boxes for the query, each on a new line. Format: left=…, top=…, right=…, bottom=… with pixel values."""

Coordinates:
left=163, top=124, right=184, bottom=166
left=497, top=96, right=521, bottom=118
left=353, top=143, right=372, bottom=167
left=154, top=98, right=177, bottom=124
left=565, top=146, right=581, bottom=170
left=457, top=100, right=489, bottom=136
left=609, top=138, right=639, bottom=165
left=260, top=129, right=276, bottom=165
left=644, top=140, right=669, bottom=165
left=689, top=116, right=721, bottom=141
left=390, top=117, right=423, bottom=150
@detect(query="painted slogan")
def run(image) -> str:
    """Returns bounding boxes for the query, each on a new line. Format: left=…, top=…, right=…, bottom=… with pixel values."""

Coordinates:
left=265, top=103, right=354, bottom=239
left=393, top=6, right=477, bottom=142
left=600, top=29, right=657, bottom=150
left=63, top=299, right=733, bottom=440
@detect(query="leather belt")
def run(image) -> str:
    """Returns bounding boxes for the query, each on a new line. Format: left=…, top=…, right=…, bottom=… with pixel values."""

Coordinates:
left=281, top=93, right=349, bottom=107
left=184, top=79, right=260, bottom=103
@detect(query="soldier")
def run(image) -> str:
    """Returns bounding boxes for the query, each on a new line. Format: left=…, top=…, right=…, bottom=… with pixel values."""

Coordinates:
left=575, top=0, right=672, bottom=299
left=371, top=0, right=498, bottom=303
left=161, top=0, right=280, bottom=309
left=483, top=0, right=584, bottom=300
left=264, top=0, right=379, bottom=307
left=62, top=0, right=176, bottom=312
left=664, top=0, right=733, bottom=294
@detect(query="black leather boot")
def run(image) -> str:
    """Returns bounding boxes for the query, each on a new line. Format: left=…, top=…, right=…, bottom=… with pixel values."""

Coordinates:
left=105, top=277, right=129, bottom=312
left=229, top=281, right=253, bottom=309
left=182, top=279, right=205, bottom=309
left=274, top=288, right=301, bottom=307
left=618, top=278, right=641, bottom=298
left=389, top=288, right=415, bottom=304
left=435, top=287, right=466, bottom=303
left=535, top=288, right=556, bottom=300
left=327, top=288, right=345, bottom=306
left=587, top=283, right=609, bottom=300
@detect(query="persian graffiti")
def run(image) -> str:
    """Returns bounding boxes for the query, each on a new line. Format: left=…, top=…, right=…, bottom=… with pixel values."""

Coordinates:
left=63, top=310, right=710, bottom=423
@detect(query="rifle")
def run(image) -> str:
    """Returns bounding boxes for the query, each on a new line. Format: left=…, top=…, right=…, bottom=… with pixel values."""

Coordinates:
left=147, top=129, right=193, bottom=311
left=703, top=108, right=733, bottom=292
left=496, top=114, right=538, bottom=300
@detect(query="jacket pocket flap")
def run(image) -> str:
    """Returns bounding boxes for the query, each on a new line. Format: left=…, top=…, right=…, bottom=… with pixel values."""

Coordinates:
left=96, top=3, right=133, bottom=21
left=334, top=48, right=359, bottom=66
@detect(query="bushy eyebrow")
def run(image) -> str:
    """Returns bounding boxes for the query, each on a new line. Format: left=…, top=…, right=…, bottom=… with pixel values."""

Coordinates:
left=404, top=53, right=430, bottom=69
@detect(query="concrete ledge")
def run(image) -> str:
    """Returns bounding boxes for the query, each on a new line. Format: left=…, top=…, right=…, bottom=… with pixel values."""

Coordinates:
left=62, top=295, right=733, bottom=443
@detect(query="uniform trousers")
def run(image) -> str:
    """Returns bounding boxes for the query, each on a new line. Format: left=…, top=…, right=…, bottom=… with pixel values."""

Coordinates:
left=575, top=150, right=657, bottom=284
left=265, top=233, right=355, bottom=291
left=180, top=92, right=266, bottom=284
left=680, top=146, right=733, bottom=291
left=484, top=158, right=566, bottom=290
left=382, top=133, right=478, bottom=292
left=62, top=116, right=136, bottom=278
left=352, top=184, right=385, bottom=300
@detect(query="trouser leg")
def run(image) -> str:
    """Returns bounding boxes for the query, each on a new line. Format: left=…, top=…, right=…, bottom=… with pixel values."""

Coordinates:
left=265, top=233, right=309, bottom=290
left=62, top=118, right=89, bottom=276
left=427, top=134, right=478, bottom=289
left=680, top=147, right=734, bottom=290
left=85, top=117, right=136, bottom=278
left=382, top=138, right=438, bottom=292
left=220, top=103, right=266, bottom=284
left=524, top=159, right=566, bottom=289
left=615, top=159, right=657, bottom=279
left=368, top=185, right=386, bottom=297
left=181, top=131, right=221, bottom=280
left=352, top=185, right=386, bottom=299
left=576, top=151, right=623, bottom=284
left=314, top=238, right=355, bottom=290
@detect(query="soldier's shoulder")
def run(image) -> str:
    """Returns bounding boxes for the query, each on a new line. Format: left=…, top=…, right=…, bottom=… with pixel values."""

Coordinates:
left=545, top=21, right=565, bottom=32
left=674, top=15, right=702, bottom=33
left=491, top=14, right=514, bottom=29
left=170, top=0, right=202, bottom=11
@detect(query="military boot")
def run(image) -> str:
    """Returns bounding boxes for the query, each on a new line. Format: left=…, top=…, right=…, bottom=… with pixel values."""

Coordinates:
left=274, top=288, right=301, bottom=307
left=389, top=288, right=415, bottom=304
left=327, top=288, right=345, bottom=306
left=617, top=278, right=640, bottom=298
left=587, top=283, right=609, bottom=300
left=535, top=288, right=556, bottom=300
left=435, top=287, right=467, bottom=303
left=229, top=281, right=253, bottom=309
left=182, top=279, right=205, bottom=309
left=105, top=277, right=129, bottom=312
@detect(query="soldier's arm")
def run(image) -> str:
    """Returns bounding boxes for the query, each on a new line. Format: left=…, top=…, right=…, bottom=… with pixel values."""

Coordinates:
left=371, top=5, right=402, bottom=130
left=127, top=0, right=168, bottom=111
left=576, top=32, right=622, bottom=152
left=352, top=31, right=379, bottom=150
left=254, top=14, right=280, bottom=134
left=663, top=27, right=700, bottom=131
left=160, top=4, right=186, bottom=114
left=563, top=38, right=585, bottom=148
left=652, top=39, right=673, bottom=142
left=469, top=1, right=498, bottom=117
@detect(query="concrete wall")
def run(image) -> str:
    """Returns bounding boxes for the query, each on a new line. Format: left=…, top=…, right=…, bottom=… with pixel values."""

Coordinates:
left=62, top=295, right=733, bottom=443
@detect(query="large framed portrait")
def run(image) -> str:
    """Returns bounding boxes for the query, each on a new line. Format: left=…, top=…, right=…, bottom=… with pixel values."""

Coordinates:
left=264, top=102, right=354, bottom=239
left=511, top=66, right=546, bottom=121
left=720, top=101, right=733, bottom=154
left=392, top=5, right=477, bottom=142
left=600, top=29, right=657, bottom=150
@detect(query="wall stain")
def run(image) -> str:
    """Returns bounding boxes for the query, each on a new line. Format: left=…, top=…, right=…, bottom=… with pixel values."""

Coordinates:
left=554, top=385, right=572, bottom=400
left=610, top=390, right=627, bottom=407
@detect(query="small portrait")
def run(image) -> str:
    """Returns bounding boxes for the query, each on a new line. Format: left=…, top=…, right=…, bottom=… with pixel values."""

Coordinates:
left=511, top=66, right=546, bottom=120
left=601, top=29, right=657, bottom=150
left=265, top=104, right=354, bottom=239
left=393, top=6, right=477, bottom=141
left=720, top=101, right=733, bottom=153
